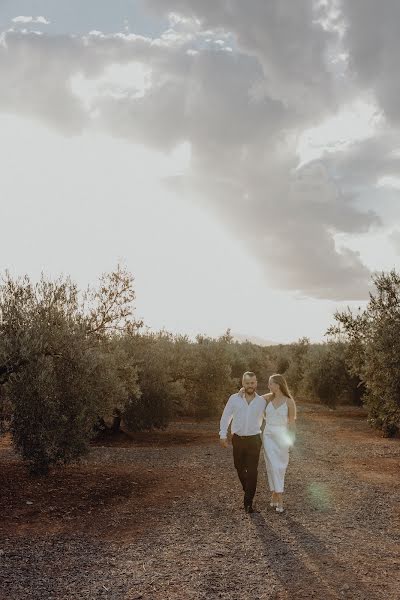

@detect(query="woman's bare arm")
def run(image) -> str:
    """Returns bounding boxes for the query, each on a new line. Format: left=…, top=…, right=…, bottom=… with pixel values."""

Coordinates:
left=287, top=397, right=297, bottom=443
left=288, top=397, right=297, bottom=423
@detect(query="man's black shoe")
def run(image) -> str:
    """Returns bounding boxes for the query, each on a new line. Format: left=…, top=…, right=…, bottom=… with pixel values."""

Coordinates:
left=244, top=504, right=254, bottom=514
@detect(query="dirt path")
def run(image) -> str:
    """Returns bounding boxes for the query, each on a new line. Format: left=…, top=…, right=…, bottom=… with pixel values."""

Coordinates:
left=0, top=404, right=399, bottom=599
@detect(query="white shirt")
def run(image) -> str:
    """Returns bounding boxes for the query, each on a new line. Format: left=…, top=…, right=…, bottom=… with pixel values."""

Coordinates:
left=219, top=392, right=266, bottom=438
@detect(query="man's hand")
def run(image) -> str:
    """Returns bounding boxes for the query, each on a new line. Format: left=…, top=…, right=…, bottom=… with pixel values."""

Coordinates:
left=220, top=438, right=229, bottom=448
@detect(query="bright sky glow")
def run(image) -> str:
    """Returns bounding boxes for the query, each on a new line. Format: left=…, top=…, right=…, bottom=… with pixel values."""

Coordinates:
left=1, top=2, right=398, bottom=343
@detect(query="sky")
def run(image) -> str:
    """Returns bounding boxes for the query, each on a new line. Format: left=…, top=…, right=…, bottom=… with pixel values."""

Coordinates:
left=1, top=0, right=399, bottom=344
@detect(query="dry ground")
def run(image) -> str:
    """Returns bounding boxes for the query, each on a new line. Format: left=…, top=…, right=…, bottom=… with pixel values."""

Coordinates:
left=0, top=403, right=399, bottom=600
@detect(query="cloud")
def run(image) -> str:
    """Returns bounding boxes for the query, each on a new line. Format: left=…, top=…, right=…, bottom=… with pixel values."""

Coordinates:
left=166, top=157, right=379, bottom=300
left=389, top=230, right=400, bottom=254
left=146, top=0, right=341, bottom=118
left=0, top=3, right=393, bottom=301
left=12, top=16, right=51, bottom=25
left=320, top=132, right=400, bottom=191
left=342, top=0, right=400, bottom=124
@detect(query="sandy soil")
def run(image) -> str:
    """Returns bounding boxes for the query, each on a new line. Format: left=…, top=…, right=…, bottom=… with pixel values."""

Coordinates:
left=0, top=403, right=399, bottom=600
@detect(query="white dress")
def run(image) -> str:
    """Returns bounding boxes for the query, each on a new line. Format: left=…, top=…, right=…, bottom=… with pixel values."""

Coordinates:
left=262, top=399, right=293, bottom=493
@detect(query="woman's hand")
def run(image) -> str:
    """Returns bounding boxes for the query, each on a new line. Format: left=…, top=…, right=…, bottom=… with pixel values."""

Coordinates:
left=288, top=425, right=296, bottom=447
left=239, top=386, right=245, bottom=397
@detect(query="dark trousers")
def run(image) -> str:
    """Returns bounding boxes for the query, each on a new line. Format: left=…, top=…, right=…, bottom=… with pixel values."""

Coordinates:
left=232, top=433, right=262, bottom=506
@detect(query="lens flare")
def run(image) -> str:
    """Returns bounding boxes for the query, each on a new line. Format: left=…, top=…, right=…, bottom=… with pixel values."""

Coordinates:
left=307, top=482, right=332, bottom=510
left=277, top=428, right=294, bottom=448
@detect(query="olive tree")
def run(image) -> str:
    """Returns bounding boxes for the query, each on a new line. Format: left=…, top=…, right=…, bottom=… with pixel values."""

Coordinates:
left=0, top=265, right=141, bottom=474
left=327, top=270, right=400, bottom=436
left=301, top=341, right=356, bottom=408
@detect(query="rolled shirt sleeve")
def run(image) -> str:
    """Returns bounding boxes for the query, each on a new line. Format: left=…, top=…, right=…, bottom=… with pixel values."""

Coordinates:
left=219, top=395, right=235, bottom=438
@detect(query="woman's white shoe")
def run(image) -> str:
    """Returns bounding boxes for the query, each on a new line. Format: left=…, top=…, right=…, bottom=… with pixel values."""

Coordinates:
left=275, top=506, right=284, bottom=513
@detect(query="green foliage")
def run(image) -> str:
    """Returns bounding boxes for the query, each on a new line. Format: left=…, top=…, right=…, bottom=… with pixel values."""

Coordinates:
left=189, top=333, right=235, bottom=418
left=0, top=265, right=140, bottom=474
left=227, top=339, right=273, bottom=391
left=301, top=342, right=354, bottom=408
left=280, top=337, right=310, bottom=394
left=5, top=264, right=396, bottom=477
left=121, top=332, right=175, bottom=431
left=10, top=345, right=98, bottom=474
left=327, top=270, right=400, bottom=436
left=0, top=384, right=11, bottom=436
left=122, top=330, right=235, bottom=423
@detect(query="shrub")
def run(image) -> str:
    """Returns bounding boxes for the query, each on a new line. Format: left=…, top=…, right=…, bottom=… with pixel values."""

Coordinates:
left=327, top=270, right=400, bottom=436
left=0, top=265, right=140, bottom=474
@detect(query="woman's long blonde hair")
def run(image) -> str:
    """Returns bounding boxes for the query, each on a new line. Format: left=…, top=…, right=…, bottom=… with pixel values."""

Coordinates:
left=269, top=373, right=294, bottom=400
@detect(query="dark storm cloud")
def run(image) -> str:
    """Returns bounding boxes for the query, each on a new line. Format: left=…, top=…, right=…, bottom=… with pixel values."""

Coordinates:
left=342, top=0, right=400, bottom=124
left=0, top=0, right=394, bottom=300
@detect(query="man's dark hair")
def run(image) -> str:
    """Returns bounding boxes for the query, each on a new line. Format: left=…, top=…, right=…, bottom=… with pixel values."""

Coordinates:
left=242, top=371, right=256, bottom=379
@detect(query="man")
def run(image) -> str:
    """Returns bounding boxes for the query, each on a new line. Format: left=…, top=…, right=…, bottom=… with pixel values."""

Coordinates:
left=219, top=372, right=266, bottom=513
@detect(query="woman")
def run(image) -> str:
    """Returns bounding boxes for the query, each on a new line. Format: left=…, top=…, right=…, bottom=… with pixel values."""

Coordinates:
left=263, top=374, right=296, bottom=513
left=240, top=373, right=296, bottom=513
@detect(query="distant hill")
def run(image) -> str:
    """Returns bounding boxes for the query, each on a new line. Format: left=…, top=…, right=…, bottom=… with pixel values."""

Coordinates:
left=229, top=332, right=281, bottom=346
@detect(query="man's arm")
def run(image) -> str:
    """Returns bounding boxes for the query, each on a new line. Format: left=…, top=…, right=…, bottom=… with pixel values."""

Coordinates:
left=219, top=395, right=235, bottom=443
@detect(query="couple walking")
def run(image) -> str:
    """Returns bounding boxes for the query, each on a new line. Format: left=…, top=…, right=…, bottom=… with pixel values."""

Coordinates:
left=219, top=372, right=296, bottom=514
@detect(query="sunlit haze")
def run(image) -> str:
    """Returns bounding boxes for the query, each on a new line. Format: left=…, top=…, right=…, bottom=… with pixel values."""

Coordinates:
left=1, top=1, right=399, bottom=343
